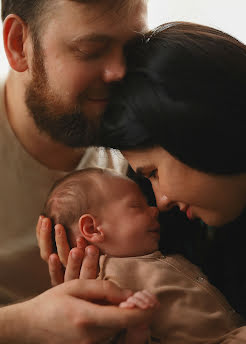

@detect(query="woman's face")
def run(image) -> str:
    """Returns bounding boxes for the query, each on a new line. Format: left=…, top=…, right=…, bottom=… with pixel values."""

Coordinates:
left=123, top=147, right=246, bottom=226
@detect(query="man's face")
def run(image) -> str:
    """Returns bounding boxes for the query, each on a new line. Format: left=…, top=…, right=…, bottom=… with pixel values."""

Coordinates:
left=25, top=0, right=147, bottom=147
left=99, top=176, right=160, bottom=257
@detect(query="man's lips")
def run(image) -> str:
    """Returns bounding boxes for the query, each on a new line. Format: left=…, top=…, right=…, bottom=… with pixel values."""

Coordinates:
left=86, top=98, right=109, bottom=109
left=86, top=97, right=109, bottom=102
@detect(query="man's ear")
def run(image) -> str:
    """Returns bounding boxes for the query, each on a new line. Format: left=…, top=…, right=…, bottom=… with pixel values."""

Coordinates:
left=3, top=14, right=29, bottom=72
left=79, top=214, right=104, bottom=244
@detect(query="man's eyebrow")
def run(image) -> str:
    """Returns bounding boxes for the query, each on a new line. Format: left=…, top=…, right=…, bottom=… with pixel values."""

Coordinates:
left=71, top=34, right=112, bottom=44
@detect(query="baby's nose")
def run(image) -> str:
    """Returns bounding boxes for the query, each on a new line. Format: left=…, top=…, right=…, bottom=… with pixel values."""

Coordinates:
left=150, top=206, right=159, bottom=218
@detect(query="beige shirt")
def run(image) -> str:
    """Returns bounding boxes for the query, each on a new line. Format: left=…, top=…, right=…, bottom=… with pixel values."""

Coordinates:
left=0, top=72, right=128, bottom=304
left=98, top=251, right=243, bottom=343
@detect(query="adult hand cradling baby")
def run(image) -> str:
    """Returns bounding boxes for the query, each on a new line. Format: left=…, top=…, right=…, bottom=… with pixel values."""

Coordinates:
left=36, top=217, right=99, bottom=285
left=36, top=214, right=158, bottom=344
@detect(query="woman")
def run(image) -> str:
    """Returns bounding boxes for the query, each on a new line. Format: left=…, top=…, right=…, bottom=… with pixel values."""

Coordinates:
left=99, top=22, right=246, bottom=321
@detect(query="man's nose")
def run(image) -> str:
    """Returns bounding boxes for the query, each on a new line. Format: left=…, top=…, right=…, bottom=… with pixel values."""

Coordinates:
left=102, top=49, right=126, bottom=83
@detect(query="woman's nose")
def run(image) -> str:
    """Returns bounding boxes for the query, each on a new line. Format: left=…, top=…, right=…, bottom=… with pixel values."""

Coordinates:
left=155, top=193, right=176, bottom=212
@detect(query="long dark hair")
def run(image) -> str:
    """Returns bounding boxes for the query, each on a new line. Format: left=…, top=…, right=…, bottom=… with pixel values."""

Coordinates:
left=100, top=22, right=246, bottom=175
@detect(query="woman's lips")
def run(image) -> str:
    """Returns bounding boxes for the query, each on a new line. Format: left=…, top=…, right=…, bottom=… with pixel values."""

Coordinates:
left=180, top=205, right=194, bottom=220
left=186, top=207, right=193, bottom=220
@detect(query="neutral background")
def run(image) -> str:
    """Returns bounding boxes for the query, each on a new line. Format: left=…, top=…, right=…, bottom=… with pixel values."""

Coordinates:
left=0, top=0, right=246, bottom=74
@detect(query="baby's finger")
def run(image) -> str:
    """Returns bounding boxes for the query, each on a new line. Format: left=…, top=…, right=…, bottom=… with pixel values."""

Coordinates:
left=49, top=254, right=64, bottom=286
left=142, top=290, right=160, bottom=307
left=124, top=295, right=148, bottom=309
left=65, top=248, right=84, bottom=281
left=79, top=245, right=99, bottom=279
left=39, top=218, right=53, bottom=262
left=55, top=224, right=70, bottom=267
left=133, top=291, right=154, bottom=309
left=120, top=291, right=159, bottom=310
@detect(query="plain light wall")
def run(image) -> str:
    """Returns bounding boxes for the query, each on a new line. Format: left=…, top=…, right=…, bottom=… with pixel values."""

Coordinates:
left=0, top=0, right=246, bottom=74
left=148, top=0, right=246, bottom=43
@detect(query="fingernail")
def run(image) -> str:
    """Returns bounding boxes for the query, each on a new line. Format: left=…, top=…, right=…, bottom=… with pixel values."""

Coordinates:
left=49, top=254, right=57, bottom=265
left=41, top=218, right=48, bottom=230
left=71, top=250, right=78, bottom=260
left=55, top=225, right=61, bottom=236
left=86, top=246, right=97, bottom=256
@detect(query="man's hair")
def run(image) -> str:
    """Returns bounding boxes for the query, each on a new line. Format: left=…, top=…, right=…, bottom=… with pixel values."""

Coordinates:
left=1, top=0, right=141, bottom=40
left=2, top=0, right=50, bottom=39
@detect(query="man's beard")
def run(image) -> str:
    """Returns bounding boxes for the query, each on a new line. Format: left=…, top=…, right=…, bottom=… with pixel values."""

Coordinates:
left=25, top=43, right=100, bottom=148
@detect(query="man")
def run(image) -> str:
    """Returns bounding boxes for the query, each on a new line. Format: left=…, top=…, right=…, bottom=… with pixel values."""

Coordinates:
left=0, top=0, right=157, bottom=342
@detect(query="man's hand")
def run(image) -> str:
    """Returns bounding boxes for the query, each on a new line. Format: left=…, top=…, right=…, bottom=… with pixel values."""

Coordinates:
left=36, top=216, right=99, bottom=286
left=0, top=280, right=157, bottom=344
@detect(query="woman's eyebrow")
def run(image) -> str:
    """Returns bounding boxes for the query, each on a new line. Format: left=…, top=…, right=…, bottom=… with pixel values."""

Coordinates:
left=136, top=164, right=156, bottom=177
left=136, top=166, right=150, bottom=177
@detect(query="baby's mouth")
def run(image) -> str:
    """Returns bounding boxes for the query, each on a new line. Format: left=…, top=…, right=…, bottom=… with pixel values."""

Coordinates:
left=148, top=224, right=160, bottom=233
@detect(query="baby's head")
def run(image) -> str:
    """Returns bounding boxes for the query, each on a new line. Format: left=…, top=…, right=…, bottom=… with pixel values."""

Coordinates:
left=43, top=168, right=160, bottom=257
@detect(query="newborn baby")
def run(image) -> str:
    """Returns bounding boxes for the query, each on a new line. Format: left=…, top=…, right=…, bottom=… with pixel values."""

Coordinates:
left=43, top=168, right=242, bottom=344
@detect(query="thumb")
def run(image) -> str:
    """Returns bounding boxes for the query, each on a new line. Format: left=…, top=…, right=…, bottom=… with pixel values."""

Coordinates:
left=59, top=279, right=133, bottom=305
left=89, top=303, right=155, bottom=329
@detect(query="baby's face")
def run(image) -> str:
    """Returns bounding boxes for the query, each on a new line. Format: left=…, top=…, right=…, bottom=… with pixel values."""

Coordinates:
left=99, top=176, right=160, bottom=257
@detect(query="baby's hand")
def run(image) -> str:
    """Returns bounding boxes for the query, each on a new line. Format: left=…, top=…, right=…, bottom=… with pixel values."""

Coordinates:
left=119, top=290, right=160, bottom=310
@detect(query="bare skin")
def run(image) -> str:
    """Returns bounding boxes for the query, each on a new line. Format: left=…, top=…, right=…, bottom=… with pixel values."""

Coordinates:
left=4, top=0, right=147, bottom=171
left=36, top=216, right=159, bottom=344
left=0, top=279, right=157, bottom=344
left=1, top=0, right=152, bottom=342
left=36, top=216, right=98, bottom=283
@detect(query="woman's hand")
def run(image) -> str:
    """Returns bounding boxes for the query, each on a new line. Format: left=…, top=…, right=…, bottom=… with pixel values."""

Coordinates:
left=36, top=216, right=99, bottom=286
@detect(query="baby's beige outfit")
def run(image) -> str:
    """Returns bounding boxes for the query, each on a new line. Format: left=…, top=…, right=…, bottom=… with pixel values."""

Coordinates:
left=98, top=251, right=243, bottom=343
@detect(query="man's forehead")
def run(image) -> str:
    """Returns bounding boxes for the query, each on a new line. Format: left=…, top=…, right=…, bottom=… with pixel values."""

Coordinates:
left=56, top=0, right=147, bottom=32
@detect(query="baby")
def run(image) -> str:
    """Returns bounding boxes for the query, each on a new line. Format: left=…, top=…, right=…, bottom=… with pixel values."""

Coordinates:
left=43, top=168, right=242, bottom=344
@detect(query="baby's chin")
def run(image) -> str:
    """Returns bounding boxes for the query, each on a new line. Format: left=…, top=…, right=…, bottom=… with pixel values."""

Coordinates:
left=104, top=243, right=160, bottom=258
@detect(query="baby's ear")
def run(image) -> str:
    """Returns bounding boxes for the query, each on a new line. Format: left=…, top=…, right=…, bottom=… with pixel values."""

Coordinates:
left=78, top=214, right=104, bottom=243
